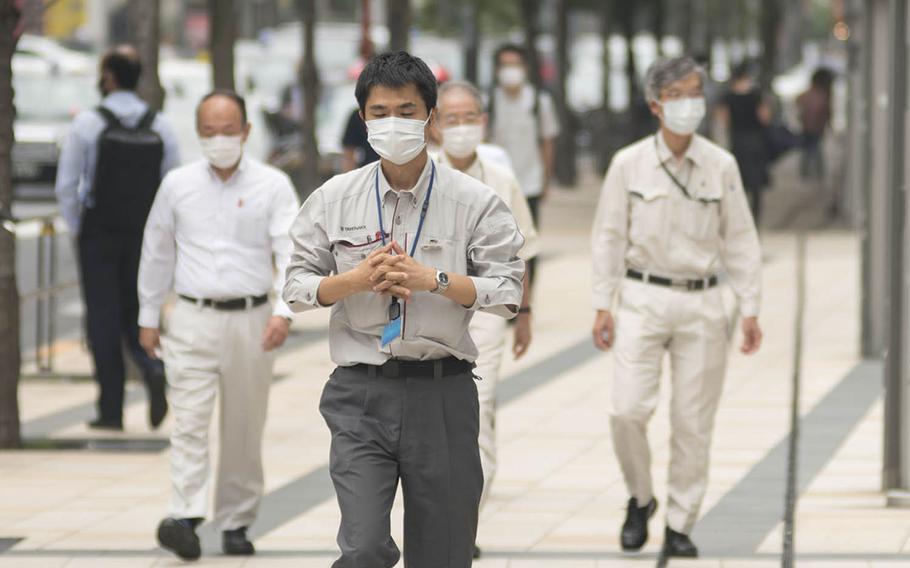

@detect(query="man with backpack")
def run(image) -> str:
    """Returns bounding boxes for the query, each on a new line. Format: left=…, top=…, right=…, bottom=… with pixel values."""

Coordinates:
left=488, top=43, right=559, bottom=284
left=55, top=46, right=181, bottom=431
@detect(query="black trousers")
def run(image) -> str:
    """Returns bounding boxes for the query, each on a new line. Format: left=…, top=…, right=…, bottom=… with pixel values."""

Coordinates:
left=78, top=215, right=161, bottom=422
left=526, top=195, right=541, bottom=286
left=320, top=366, right=482, bottom=567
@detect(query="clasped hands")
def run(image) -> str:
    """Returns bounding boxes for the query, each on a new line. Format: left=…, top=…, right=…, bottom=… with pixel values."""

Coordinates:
left=351, top=242, right=437, bottom=301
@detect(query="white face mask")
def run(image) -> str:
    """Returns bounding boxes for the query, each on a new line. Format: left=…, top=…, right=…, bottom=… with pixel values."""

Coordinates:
left=660, top=97, right=706, bottom=136
left=366, top=114, right=431, bottom=166
left=441, top=124, right=484, bottom=160
left=498, top=66, right=526, bottom=88
left=200, top=134, right=244, bottom=169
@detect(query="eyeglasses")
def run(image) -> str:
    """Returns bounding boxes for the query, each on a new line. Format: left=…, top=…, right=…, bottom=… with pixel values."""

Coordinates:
left=439, top=113, right=482, bottom=128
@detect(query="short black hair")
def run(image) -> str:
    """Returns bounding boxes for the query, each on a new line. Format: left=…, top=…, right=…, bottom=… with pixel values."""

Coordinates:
left=811, top=67, right=834, bottom=89
left=100, top=51, right=141, bottom=90
left=731, top=61, right=755, bottom=81
left=354, top=51, right=437, bottom=114
left=494, top=43, right=526, bottom=68
left=196, top=89, right=248, bottom=124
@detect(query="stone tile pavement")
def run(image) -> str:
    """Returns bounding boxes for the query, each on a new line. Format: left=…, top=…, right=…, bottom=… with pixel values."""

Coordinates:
left=2, top=156, right=907, bottom=566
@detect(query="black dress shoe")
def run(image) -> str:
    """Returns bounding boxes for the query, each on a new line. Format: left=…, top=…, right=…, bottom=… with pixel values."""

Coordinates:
left=663, top=527, right=698, bottom=558
left=620, top=497, right=657, bottom=552
left=223, top=526, right=255, bottom=555
left=473, top=544, right=481, bottom=559
left=88, top=418, right=123, bottom=431
left=144, top=367, right=168, bottom=429
left=157, top=517, right=201, bottom=561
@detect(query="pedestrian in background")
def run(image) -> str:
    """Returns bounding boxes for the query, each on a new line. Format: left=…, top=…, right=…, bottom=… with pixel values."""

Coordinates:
left=138, top=91, right=299, bottom=561
left=591, top=56, right=763, bottom=558
left=797, top=68, right=834, bottom=181
left=716, top=62, right=772, bottom=226
left=435, top=79, right=540, bottom=560
left=488, top=43, right=559, bottom=283
left=55, top=45, right=181, bottom=431
left=283, top=51, right=524, bottom=568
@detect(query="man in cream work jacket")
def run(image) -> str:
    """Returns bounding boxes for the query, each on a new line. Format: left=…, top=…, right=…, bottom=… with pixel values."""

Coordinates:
left=591, top=56, right=763, bottom=558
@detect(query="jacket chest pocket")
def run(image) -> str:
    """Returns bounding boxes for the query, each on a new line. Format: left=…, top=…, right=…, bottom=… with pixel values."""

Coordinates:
left=413, top=235, right=467, bottom=275
left=331, top=234, right=387, bottom=332
left=674, top=179, right=723, bottom=241
left=628, top=185, right=669, bottom=243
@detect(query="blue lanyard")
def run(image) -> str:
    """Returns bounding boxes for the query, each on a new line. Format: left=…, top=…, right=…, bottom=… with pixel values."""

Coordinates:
left=374, top=161, right=436, bottom=257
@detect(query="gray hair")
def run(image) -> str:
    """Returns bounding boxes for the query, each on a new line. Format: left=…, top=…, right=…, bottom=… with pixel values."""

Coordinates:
left=644, top=56, right=707, bottom=103
left=437, top=79, right=485, bottom=113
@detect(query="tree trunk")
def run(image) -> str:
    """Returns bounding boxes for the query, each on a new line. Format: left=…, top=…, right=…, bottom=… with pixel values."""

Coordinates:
left=759, top=0, right=782, bottom=91
left=359, top=0, right=373, bottom=60
left=462, top=1, right=479, bottom=84
left=208, top=0, right=236, bottom=91
left=386, top=0, right=410, bottom=53
left=689, top=0, right=709, bottom=57
left=297, top=0, right=320, bottom=199
left=652, top=0, right=664, bottom=56
left=601, top=1, right=611, bottom=110
left=680, top=0, right=692, bottom=52
left=520, top=0, right=540, bottom=87
left=0, top=0, right=21, bottom=449
left=779, top=0, right=806, bottom=72
left=619, top=3, right=637, bottom=104
left=553, top=0, right=575, bottom=185
left=127, top=0, right=164, bottom=110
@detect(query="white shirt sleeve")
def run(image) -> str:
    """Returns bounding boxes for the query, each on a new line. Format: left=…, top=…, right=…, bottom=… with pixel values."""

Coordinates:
left=538, top=92, right=561, bottom=140
left=270, top=174, right=301, bottom=319
left=719, top=158, right=763, bottom=317
left=591, top=152, right=629, bottom=311
left=138, top=176, right=177, bottom=328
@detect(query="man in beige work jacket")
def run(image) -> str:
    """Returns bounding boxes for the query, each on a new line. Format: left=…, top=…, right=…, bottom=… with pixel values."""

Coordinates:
left=591, top=56, right=763, bottom=558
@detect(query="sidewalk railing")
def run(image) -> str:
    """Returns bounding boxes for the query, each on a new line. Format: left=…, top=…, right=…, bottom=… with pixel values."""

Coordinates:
left=12, top=214, right=80, bottom=374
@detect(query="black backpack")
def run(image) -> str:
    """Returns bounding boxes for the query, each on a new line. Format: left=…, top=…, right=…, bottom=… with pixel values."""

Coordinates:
left=89, top=106, right=164, bottom=233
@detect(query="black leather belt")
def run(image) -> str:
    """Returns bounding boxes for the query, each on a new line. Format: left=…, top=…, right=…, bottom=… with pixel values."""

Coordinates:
left=350, top=357, right=475, bottom=379
left=626, top=269, right=718, bottom=291
left=179, top=294, right=269, bottom=311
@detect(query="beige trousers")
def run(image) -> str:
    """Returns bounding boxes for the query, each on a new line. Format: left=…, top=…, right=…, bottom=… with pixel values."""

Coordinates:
left=469, top=311, right=509, bottom=511
left=610, top=279, right=729, bottom=534
left=162, top=299, right=274, bottom=530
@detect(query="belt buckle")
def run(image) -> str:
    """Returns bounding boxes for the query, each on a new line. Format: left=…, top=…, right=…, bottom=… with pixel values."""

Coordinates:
left=381, top=359, right=400, bottom=378
left=686, top=280, right=698, bottom=291
left=245, top=297, right=253, bottom=309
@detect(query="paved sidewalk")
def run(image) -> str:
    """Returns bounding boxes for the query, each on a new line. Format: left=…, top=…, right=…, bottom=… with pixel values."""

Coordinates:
left=2, top=154, right=905, bottom=566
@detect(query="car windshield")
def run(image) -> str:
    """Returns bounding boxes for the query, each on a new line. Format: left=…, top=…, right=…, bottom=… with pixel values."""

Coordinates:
left=14, top=73, right=97, bottom=121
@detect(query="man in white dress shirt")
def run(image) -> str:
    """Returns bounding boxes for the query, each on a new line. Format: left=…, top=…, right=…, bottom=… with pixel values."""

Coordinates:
left=137, top=91, right=300, bottom=561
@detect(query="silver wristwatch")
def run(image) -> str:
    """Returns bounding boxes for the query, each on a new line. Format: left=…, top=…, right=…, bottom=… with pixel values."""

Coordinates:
left=431, top=270, right=450, bottom=294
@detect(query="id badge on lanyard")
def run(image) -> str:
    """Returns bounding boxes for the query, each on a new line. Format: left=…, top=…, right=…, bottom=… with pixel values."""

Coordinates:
left=377, top=162, right=436, bottom=347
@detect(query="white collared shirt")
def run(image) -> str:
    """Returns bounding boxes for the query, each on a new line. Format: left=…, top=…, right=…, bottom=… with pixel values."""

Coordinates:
left=282, top=157, right=525, bottom=366
left=138, top=157, right=300, bottom=328
left=436, top=150, right=540, bottom=261
left=591, top=133, right=762, bottom=317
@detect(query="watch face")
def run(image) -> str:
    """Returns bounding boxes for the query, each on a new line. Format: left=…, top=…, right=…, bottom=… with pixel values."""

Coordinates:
left=439, top=272, right=449, bottom=285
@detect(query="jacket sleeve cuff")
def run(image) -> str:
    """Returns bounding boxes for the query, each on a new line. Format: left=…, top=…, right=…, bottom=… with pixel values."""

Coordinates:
left=468, top=276, right=520, bottom=319
left=283, top=274, right=328, bottom=313
left=739, top=298, right=760, bottom=318
left=138, top=306, right=161, bottom=329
